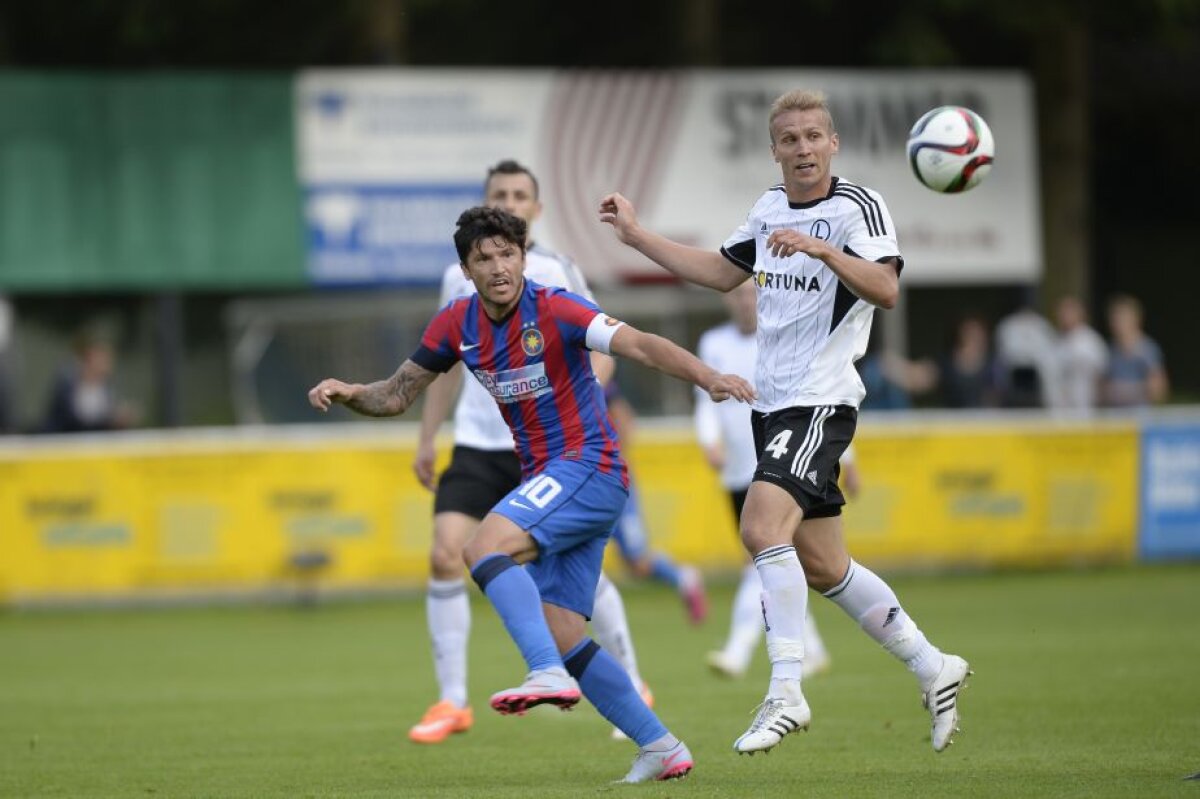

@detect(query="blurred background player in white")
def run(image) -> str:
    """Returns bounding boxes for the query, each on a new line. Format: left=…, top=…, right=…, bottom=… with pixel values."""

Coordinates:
left=1048, top=295, right=1108, bottom=413
left=696, top=281, right=846, bottom=679
left=409, top=160, right=649, bottom=744
left=600, top=88, right=970, bottom=756
left=995, top=292, right=1057, bottom=408
left=604, top=378, right=708, bottom=624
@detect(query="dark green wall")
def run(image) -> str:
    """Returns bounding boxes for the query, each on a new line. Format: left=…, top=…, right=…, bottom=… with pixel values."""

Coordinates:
left=0, top=73, right=304, bottom=291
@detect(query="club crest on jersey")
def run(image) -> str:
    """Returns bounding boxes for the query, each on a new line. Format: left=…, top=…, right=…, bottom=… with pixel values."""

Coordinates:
left=810, top=219, right=831, bottom=240
left=754, top=271, right=821, bottom=292
left=521, top=328, right=545, bottom=356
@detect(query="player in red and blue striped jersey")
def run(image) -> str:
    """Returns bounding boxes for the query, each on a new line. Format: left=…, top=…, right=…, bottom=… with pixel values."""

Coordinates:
left=415, top=279, right=625, bottom=487
left=308, top=206, right=754, bottom=783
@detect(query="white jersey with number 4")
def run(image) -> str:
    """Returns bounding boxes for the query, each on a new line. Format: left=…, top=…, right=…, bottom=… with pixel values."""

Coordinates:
left=720, top=177, right=902, bottom=413
left=438, top=243, right=595, bottom=451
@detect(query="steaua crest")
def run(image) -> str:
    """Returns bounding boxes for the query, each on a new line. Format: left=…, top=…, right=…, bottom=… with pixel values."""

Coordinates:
left=521, top=327, right=545, bottom=357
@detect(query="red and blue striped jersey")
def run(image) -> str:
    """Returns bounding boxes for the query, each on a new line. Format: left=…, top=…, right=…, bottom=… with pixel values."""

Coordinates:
left=411, top=280, right=627, bottom=485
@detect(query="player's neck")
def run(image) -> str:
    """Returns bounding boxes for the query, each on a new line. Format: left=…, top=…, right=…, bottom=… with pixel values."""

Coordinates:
left=784, top=176, right=834, bottom=205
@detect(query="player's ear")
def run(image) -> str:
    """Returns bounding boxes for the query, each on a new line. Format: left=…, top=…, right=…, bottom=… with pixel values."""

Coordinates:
left=830, top=131, right=839, bottom=155
left=770, top=141, right=779, bottom=162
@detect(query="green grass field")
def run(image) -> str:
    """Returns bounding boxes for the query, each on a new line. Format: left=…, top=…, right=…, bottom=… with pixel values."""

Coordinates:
left=2, top=565, right=1199, bottom=798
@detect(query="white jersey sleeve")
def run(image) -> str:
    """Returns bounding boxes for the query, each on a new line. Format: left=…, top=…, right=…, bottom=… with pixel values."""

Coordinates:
left=438, top=262, right=472, bottom=306
left=558, top=256, right=595, bottom=301
left=720, top=212, right=758, bottom=273
left=840, top=185, right=902, bottom=266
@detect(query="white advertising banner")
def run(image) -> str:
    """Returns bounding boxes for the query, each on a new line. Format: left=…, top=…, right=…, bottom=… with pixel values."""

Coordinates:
left=297, top=69, right=1040, bottom=286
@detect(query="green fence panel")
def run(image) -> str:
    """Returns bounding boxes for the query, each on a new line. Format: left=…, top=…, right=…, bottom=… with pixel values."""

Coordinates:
left=0, top=73, right=304, bottom=291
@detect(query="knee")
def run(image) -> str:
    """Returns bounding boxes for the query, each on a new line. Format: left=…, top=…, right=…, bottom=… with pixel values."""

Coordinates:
left=461, top=537, right=491, bottom=571
left=430, top=540, right=463, bottom=579
left=740, top=522, right=786, bottom=556
left=551, top=618, right=587, bottom=655
left=798, top=553, right=847, bottom=593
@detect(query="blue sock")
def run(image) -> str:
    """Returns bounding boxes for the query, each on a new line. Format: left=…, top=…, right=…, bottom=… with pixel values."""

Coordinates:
left=564, top=638, right=667, bottom=747
left=471, top=554, right=561, bottom=673
left=650, top=554, right=682, bottom=589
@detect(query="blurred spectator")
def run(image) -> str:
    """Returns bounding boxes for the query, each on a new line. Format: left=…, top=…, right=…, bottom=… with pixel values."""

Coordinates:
left=0, top=294, right=13, bottom=433
left=1048, top=295, right=1108, bottom=412
left=994, top=296, right=1057, bottom=408
left=1103, top=294, right=1168, bottom=407
left=937, top=312, right=1003, bottom=408
left=41, top=330, right=138, bottom=433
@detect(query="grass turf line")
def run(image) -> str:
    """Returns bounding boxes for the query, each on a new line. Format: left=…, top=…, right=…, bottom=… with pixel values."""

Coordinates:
left=1, top=565, right=1198, bottom=798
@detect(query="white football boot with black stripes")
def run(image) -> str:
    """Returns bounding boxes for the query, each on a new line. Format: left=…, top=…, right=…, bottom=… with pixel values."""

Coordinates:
left=733, top=696, right=811, bottom=754
left=923, top=654, right=972, bottom=752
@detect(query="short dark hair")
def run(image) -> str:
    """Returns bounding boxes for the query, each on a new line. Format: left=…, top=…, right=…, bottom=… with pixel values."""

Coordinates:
left=485, top=159, right=539, bottom=199
left=453, top=206, right=528, bottom=265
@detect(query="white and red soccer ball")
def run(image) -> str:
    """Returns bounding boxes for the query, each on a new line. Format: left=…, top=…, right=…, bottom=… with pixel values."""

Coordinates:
left=906, top=106, right=995, bottom=193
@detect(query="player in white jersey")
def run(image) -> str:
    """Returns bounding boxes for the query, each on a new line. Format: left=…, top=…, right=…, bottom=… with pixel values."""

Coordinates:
left=600, top=90, right=970, bottom=755
left=696, top=280, right=842, bottom=681
left=409, top=161, right=651, bottom=744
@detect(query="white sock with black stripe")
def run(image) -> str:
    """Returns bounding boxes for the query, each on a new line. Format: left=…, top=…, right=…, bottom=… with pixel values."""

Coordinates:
left=754, top=544, right=807, bottom=703
left=822, top=560, right=944, bottom=687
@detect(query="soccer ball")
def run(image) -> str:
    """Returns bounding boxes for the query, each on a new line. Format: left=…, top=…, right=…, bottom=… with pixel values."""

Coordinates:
left=906, top=106, right=995, bottom=193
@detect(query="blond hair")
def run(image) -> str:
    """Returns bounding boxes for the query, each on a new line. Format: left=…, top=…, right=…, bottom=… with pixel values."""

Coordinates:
left=768, top=89, right=834, bottom=141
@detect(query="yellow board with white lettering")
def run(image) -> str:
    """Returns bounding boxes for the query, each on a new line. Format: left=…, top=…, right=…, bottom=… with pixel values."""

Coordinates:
left=0, top=419, right=1139, bottom=604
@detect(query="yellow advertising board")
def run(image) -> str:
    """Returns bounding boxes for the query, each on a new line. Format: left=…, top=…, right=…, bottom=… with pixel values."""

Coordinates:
left=612, top=418, right=1139, bottom=575
left=0, top=418, right=1139, bottom=604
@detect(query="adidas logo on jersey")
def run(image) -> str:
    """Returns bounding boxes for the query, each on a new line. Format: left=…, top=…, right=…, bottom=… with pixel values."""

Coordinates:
left=754, top=271, right=821, bottom=292
left=806, top=470, right=818, bottom=484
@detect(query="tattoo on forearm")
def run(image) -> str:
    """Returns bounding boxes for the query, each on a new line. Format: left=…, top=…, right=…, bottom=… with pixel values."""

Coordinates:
left=347, top=361, right=433, bottom=417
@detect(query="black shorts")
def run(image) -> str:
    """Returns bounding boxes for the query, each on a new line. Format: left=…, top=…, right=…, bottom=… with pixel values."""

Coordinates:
left=433, top=446, right=523, bottom=519
left=751, top=404, right=857, bottom=519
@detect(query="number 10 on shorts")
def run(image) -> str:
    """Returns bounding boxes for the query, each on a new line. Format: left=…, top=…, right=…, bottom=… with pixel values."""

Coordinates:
left=518, top=474, right=563, bottom=508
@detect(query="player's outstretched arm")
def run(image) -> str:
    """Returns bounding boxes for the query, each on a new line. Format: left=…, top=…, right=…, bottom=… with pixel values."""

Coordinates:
left=608, top=325, right=755, bottom=403
left=599, top=192, right=746, bottom=291
left=308, top=360, right=438, bottom=418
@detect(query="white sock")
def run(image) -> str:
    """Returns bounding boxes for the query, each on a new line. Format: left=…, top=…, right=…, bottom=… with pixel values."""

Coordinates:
left=644, top=732, right=680, bottom=752
left=822, top=560, right=944, bottom=687
left=591, top=573, right=644, bottom=689
left=427, top=577, right=470, bottom=707
left=802, top=609, right=829, bottom=663
left=722, top=563, right=763, bottom=668
left=754, top=544, right=807, bottom=703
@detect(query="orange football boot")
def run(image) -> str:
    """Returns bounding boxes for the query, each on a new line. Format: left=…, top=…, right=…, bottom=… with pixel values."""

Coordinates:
left=408, top=700, right=474, bottom=744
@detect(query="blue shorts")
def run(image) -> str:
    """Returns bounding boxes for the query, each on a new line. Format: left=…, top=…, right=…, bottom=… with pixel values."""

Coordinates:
left=493, top=458, right=629, bottom=619
left=610, top=479, right=648, bottom=561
